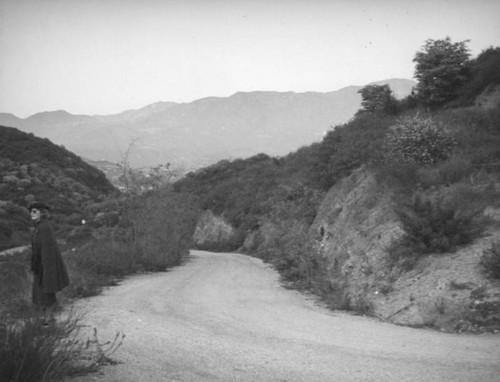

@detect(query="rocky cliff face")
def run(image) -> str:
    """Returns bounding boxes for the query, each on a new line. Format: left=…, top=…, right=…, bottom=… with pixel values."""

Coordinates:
left=311, top=168, right=500, bottom=332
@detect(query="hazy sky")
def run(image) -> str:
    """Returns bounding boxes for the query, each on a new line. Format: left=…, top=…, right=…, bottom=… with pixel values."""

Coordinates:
left=1, top=0, right=499, bottom=118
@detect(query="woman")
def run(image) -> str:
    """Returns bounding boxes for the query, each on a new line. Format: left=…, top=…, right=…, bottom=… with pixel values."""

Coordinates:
left=28, top=201, right=69, bottom=323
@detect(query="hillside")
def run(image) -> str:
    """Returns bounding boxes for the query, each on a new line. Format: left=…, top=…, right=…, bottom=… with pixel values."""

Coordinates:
left=0, top=79, right=415, bottom=168
left=172, top=51, right=500, bottom=332
left=0, top=125, right=117, bottom=250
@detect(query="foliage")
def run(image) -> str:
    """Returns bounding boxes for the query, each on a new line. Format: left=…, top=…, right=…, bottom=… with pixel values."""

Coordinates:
left=356, top=84, right=397, bottom=116
left=0, top=125, right=117, bottom=251
left=255, top=220, right=329, bottom=290
left=0, top=250, right=32, bottom=315
left=383, top=115, right=457, bottom=165
left=174, top=154, right=282, bottom=230
left=394, top=187, right=486, bottom=258
left=263, top=184, right=324, bottom=226
left=65, top=189, right=199, bottom=293
left=437, top=107, right=500, bottom=169
left=455, top=46, right=500, bottom=106
left=121, top=189, right=200, bottom=271
left=0, top=126, right=115, bottom=195
left=413, top=37, right=471, bottom=107
left=0, top=313, right=123, bottom=382
left=0, top=202, right=31, bottom=251
left=0, top=189, right=196, bottom=380
left=480, top=241, right=500, bottom=280
left=315, top=113, right=395, bottom=190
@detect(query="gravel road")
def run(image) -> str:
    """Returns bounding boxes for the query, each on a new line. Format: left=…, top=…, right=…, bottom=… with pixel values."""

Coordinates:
left=69, top=250, right=500, bottom=382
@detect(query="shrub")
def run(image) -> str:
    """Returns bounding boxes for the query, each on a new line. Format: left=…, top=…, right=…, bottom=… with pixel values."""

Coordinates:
left=315, top=113, right=394, bottom=189
left=481, top=241, right=500, bottom=279
left=413, top=156, right=474, bottom=190
left=254, top=221, right=329, bottom=291
left=384, top=115, right=457, bottom=166
left=67, top=238, right=136, bottom=277
left=439, top=107, right=500, bottom=169
left=395, top=187, right=485, bottom=256
left=122, top=190, right=199, bottom=271
left=454, top=46, right=500, bottom=106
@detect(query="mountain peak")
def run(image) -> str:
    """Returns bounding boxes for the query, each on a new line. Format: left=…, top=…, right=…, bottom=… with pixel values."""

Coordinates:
left=25, top=110, right=76, bottom=123
left=0, top=79, right=416, bottom=168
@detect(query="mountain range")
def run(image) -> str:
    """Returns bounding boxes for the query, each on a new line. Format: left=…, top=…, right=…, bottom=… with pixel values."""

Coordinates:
left=0, top=79, right=415, bottom=169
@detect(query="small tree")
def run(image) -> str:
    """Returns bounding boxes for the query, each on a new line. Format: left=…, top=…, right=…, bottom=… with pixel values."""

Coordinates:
left=413, top=37, right=471, bottom=107
left=356, top=84, right=397, bottom=115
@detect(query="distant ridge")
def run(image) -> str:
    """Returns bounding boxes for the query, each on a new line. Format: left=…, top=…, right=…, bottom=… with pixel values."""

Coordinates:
left=0, top=79, right=415, bottom=168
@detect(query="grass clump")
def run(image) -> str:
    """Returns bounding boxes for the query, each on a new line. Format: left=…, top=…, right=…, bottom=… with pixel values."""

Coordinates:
left=0, top=312, right=124, bottom=382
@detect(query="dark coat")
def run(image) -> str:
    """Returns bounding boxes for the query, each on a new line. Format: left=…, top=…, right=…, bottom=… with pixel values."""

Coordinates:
left=31, top=218, right=70, bottom=293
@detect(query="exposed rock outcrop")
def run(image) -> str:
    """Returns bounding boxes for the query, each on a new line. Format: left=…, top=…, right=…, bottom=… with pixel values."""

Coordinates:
left=311, top=167, right=500, bottom=332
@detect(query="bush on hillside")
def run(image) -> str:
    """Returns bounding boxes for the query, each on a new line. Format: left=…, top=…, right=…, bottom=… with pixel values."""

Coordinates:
left=315, top=113, right=395, bottom=190
left=417, top=156, right=474, bottom=187
left=394, top=187, right=486, bottom=258
left=263, top=184, right=323, bottom=225
left=438, top=107, right=500, bottom=170
left=384, top=115, right=457, bottom=166
left=454, top=46, right=500, bottom=106
left=255, top=221, right=329, bottom=290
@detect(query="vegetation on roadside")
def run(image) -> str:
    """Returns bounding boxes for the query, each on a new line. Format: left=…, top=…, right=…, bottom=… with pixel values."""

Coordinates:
left=0, top=187, right=199, bottom=380
left=0, top=312, right=124, bottom=382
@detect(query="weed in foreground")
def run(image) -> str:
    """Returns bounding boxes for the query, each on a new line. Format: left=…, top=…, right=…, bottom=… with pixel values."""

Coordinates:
left=0, top=312, right=125, bottom=382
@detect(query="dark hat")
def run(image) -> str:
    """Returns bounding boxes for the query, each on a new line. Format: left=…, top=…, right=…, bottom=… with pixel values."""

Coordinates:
left=27, top=201, right=51, bottom=211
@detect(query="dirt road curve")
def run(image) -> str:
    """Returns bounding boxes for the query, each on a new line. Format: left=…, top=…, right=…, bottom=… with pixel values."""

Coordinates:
left=69, top=251, right=500, bottom=382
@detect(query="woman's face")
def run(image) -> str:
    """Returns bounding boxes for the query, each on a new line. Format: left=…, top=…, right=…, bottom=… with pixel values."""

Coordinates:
left=30, top=208, right=42, bottom=221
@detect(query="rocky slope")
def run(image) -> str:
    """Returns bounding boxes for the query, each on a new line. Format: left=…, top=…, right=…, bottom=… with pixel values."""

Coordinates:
left=193, top=166, right=500, bottom=332
left=310, top=168, right=500, bottom=332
